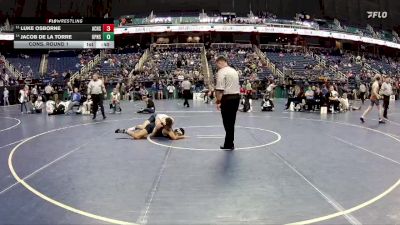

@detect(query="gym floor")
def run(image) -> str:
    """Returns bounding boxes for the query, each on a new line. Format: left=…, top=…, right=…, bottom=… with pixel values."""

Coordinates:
left=0, top=99, right=400, bottom=225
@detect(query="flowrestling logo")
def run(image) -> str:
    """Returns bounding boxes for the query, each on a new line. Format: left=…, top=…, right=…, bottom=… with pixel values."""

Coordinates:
left=367, top=11, right=388, bottom=19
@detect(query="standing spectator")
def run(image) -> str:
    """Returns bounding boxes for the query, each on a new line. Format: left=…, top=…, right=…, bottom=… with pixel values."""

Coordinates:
left=151, top=82, right=157, bottom=99
left=380, top=75, right=392, bottom=120
left=3, top=87, right=9, bottom=106
left=245, top=80, right=252, bottom=95
left=157, top=81, right=164, bottom=100
left=215, top=56, right=240, bottom=150
left=87, top=73, right=106, bottom=120
left=359, top=83, right=367, bottom=104
left=19, top=85, right=29, bottom=113
left=121, top=83, right=127, bottom=101
left=167, top=83, right=176, bottom=99
left=181, top=77, right=191, bottom=107
left=31, top=85, right=38, bottom=102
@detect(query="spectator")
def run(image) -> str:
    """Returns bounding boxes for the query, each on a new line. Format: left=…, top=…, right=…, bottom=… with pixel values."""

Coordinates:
left=157, top=81, right=164, bottom=100
left=31, top=85, right=38, bottom=102
left=44, top=83, right=54, bottom=101
left=339, top=93, right=350, bottom=112
left=328, top=85, right=340, bottom=113
left=80, top=96, right=93, bottom=115
left=380, top=75, right=392, bottom=120
left=305, top=86, right=315, bottom=111
left=110, top=88, right=122, bottom=114
left=137, top=96, right=155, bottom=114
left=3, top=87, right=9, bottom=106
left=31, top=96, right=44, bottom=113
left=71, top=88, right=81, bottom=111
left=19, top=85, right=29, bottom=113
left=314, top=87, right=325, bottom=110
left=359, top=83, right=367, bottom=104
left=167, top=83, right=176, bottom=99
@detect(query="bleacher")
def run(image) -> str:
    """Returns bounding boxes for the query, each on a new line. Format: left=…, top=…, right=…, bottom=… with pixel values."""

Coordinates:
left=209, top=44, right=273, bottom=81
left=47, top=50, right=97, bottom=75
left=47, top=51, right=82, bottom=75
left=263, top=47, right=328, bottom=79
left=4, top=53, right=41, bottom=79
left=322, top=55, right=363, bottom=75
left=141, top=45, right=202, bottom=81
left=368, top=58, right=400, bottom=76
left=95, top=48, right=142, bottom=77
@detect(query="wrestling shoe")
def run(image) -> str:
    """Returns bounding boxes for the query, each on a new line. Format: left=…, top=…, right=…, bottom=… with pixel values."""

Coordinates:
left=115, top=129, right=126, bottom=133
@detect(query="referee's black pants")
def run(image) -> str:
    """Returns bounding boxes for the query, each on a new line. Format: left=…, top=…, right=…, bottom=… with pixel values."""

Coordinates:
left=91, top=94, right=105, bottom=119
left=383, top=95, right=390, bottom=119
left=183, top=90, right=191, bottom=107
left=221, top=94, right=240, bottom=148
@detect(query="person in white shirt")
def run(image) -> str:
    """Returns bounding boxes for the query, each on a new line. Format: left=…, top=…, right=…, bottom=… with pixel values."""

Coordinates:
left=110, top=88, right=121, bottom=114
left=32, top=96, right=44, bottom=113
left=19, top=85, right=29, bottom=113
left=359, top=83, right=367, bottom=104
left=215, top=56, right=240, bottom=150
left=339, top=93, right=350, bottom=112
left=3, top=87, right=9, bottom=106
left=87, top=73, right=106, bottom=120
left=328, top=85, right=340, bottom=113
left=380, top=75, right=393, bottom=120
left=80, top=96, right=93, bottom=115
left=181, top=78, right=191, bottom=107
left=44, top=83, right=54, bottom=102
left=31, top=85, right=38, bottom=102
left=167, top=84, right=175, bottom=99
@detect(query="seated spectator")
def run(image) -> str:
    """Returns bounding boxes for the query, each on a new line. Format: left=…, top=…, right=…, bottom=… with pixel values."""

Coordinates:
left=137, top=96, right=155, bottom=114
left=80, top=96, right=93, bottom=115
left=328, top=85, right=340, bottom=113
left=313, top=87, right=325, bottom=110
left=46, top=99, right=64, bottom=115
left=261, top=91, right=274, bottom=111
left=240, top=93, right=252, bottom=112
left=294, top=88, right=306, bottom=111
left=305, top=86, right=315, bottom=111
left=31, top=96, right=44, bottom=114
left=71, top=88, right=81, bottom=108
left=339, top=93, right=350, bottom=112
left=285, top=86, right=295, bottom=110
left=110, top=88, right=122, bottom=114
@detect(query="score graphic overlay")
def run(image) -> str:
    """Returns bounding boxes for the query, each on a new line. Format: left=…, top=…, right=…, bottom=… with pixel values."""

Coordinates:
left=14, top=18, right=115, bottom=49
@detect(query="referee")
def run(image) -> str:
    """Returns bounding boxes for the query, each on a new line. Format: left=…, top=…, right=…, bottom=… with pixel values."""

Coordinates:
left=215, top=56, right=240, bottom=150
left=182, top=77, right=191, bottom=107
left=88, top=73, right=107, bottom=120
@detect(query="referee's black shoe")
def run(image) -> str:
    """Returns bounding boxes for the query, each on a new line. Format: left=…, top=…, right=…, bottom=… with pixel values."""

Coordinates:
left=220, top=145, right=234, bottom=151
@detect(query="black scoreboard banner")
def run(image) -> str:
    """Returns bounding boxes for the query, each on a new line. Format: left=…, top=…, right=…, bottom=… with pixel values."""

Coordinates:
left=14, top=18, right=115, bottom=49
